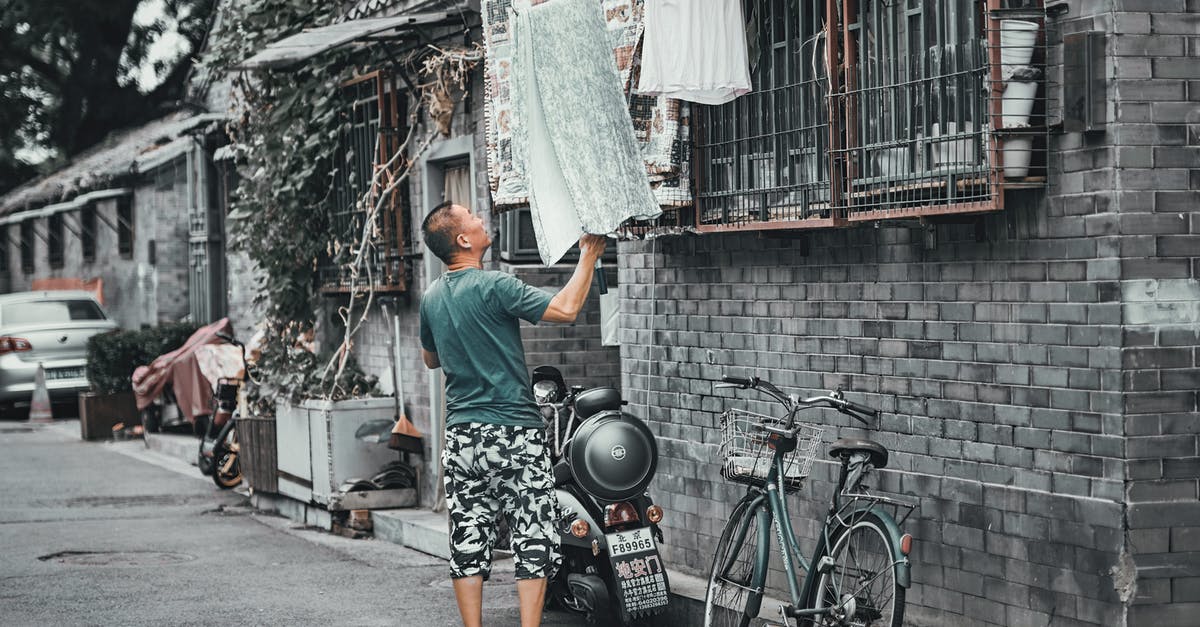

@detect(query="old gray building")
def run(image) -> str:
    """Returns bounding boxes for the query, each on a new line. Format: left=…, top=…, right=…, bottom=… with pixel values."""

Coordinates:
left=0, top=111, right=229, bottom=330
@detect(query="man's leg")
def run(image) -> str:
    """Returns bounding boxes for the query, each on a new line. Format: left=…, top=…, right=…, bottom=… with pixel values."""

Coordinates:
left=498, top=426, right=561, bottom=627
left=452, top=576, right=484, bottom=627
left=516, top=578, right=548, bottom=627
left=444, top=424, right=499, bottom=627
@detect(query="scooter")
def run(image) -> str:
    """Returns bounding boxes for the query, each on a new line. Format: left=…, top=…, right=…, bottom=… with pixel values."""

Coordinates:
left=198, top=333, right=246, bottom=489
left=532, top=365, right=670, bottom=625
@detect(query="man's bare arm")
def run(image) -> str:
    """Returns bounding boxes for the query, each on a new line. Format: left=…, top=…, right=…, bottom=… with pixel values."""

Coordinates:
left=543, top=235, right=607, bottom=323
left=422, top=348, right=440, bottom=369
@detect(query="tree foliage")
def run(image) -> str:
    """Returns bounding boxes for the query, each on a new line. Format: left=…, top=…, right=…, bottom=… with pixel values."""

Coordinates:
left=0, top=0, right=216, bottom=194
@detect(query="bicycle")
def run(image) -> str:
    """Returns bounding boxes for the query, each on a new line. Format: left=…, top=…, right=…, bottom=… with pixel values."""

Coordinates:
left=704, top=375, right=916, bottom=627
left=198, top=332, right=248, bottom=489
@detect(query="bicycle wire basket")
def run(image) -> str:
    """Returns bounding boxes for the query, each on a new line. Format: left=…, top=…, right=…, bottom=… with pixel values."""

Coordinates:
left=719, top=409, right=825, bottom=492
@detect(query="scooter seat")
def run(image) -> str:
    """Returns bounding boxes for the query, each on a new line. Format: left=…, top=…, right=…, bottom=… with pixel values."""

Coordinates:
left=553, top=459, right=573, bottom=487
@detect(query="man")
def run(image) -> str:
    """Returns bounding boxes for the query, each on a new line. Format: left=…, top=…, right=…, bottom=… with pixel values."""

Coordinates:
left=418, top=201, right=607, bottom=627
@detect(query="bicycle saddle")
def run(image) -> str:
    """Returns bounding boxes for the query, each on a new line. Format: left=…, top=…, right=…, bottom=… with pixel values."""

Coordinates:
left=829, top=438, right=889, bottom=469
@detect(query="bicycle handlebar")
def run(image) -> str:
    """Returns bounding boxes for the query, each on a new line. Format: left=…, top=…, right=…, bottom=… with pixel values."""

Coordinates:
left=721, top=373, right=878, bottom=425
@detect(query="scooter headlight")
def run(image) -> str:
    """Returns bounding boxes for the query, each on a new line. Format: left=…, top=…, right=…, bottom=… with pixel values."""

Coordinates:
left=533, top=380, right=560, bottom=404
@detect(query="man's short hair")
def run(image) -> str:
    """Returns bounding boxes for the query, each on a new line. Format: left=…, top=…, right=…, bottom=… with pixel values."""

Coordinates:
left=422, top=201, right=458, bottom=263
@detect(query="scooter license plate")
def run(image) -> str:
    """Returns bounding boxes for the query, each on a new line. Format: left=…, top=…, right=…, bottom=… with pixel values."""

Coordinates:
left=606, top=528, right=669, bottom=615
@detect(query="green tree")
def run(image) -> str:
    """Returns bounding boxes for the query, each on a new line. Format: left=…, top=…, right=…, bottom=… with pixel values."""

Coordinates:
left=0, top=0, right=216, bottom=194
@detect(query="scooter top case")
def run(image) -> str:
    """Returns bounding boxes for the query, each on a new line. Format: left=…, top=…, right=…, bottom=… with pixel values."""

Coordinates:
left=566, top=406, right=658, bottom=502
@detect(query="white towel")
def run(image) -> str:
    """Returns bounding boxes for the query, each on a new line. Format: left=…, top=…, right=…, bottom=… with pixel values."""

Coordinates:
left=637, top=0, right=752, bottom=105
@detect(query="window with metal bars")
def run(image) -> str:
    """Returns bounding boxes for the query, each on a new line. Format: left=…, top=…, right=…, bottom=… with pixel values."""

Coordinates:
left=692, top=0, right=1046, bottom=232
left=117, top=197, right=134, bottom=258
left=319, top=71, right=410, bottom=293
left=20, top=221, right=34, bottom=273
left=81, top=203, right=97, bottom=263
left=48, top=213, right=64, bottom=268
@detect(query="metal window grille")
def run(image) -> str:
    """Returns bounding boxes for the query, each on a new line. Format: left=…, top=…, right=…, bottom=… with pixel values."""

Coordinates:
left=692, top=0, right=1047, bottom=232
left=48, top=213, right=64, bottom=268
left=20, top=221, right=34, bottom=273
left=695, top=0, right=832, bottom=230
left=319, top=71, right=410, bottom=293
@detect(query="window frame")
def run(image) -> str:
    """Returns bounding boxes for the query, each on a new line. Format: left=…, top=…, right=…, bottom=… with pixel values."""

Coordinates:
left=117, top=196, right=134, bottom=259
left=48, top=213, right=65, bottom=269
left=81, top=203, right=97, bottom=263
left=318, top=70, right=410, bottom=293
left=19, top=221, right=34, bottom=274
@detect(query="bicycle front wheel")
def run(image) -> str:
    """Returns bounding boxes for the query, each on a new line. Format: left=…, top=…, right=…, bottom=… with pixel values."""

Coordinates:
left=813, top=512, right=905, bottom=627
left=704, top=497, right=770, bottom=627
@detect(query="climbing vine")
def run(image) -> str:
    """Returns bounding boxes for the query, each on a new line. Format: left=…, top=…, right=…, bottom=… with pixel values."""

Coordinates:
left=202, top=1, right=479, bottom=411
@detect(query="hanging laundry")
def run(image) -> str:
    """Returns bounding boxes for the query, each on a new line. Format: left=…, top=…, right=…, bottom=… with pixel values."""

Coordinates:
left=481, top=0, right=692, bottom=209
left=510, top=0, right=661, bottom=265
left=637, top=0, right=752, bottom=105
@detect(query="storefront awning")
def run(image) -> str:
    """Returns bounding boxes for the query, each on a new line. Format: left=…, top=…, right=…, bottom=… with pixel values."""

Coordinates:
left=236, top=12, right=462, bottom=70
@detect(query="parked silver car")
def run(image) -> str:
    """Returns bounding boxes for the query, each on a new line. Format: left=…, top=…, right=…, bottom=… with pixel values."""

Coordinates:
left=0, top=291, right=118, bottom=414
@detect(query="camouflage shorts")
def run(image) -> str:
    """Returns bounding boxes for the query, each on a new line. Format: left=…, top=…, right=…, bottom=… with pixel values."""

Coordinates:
left=443, top=422, right=561, bottom=580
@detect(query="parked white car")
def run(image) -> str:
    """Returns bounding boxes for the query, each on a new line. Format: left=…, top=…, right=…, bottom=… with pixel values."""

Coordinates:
left=0, top=291, right=118, bottom=415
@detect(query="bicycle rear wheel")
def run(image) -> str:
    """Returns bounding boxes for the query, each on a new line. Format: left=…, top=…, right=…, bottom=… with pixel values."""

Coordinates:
left=813, top=512, right=905, bottom=627
left=704, top=497, right=771, bottom=627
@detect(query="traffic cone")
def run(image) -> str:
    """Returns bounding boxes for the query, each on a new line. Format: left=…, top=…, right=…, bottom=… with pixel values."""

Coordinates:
left=27, top=363, right=53, bottom=424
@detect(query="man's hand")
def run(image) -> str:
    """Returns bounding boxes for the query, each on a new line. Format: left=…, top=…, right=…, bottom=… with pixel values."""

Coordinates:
left=579, top=234, right=607, bottom=260
left=542, top=234, right=610, bottom=323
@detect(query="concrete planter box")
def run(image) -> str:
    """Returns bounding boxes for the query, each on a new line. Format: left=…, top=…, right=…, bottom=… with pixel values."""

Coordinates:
left=78, top=391, right=137, bottom=440
left=275, top=398, right=414, bottom=510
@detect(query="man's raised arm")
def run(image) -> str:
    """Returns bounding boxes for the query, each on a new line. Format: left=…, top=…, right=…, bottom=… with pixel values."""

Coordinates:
left=542, top=234, right=608, bottom=323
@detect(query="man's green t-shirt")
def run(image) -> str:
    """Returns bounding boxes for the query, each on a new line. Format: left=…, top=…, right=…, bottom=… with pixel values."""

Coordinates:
left=419, top=268, right=553, bottom=428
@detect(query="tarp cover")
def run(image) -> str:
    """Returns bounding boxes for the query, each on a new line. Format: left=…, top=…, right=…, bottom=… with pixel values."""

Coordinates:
left=131, top=318, right=233, bottom=422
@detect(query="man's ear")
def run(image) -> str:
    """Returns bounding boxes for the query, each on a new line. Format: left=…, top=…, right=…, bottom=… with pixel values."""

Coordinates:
left=456, top=232, right=472, bottom=249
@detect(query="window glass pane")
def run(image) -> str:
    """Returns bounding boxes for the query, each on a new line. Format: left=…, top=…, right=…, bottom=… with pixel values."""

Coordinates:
left=3, top=300, right=106, bottom=324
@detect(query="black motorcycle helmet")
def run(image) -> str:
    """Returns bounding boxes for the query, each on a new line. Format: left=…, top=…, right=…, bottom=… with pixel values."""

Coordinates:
left=566, top=409, right=658, bottom=502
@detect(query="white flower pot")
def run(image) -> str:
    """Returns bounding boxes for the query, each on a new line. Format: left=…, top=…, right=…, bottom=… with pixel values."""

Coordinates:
left=931, top=122, right=977, bottom=168
left=1003, top=137, right=1034, bottom=178
left=1001, top=81, right=1038, bottom=128
left=1000, top=20, right=1039, bottom=80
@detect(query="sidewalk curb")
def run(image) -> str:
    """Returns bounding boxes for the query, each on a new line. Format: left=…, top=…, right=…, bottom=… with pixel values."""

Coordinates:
left=143, top=431, right=199, bottom=466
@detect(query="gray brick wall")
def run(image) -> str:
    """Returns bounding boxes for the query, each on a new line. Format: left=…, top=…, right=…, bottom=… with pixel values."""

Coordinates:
left=1105, top=2, right=1200, bottom=625
left=617, top=3, right=1198, bottom=626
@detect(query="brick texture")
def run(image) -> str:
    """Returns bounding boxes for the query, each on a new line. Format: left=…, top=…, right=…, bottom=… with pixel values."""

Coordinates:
left=613, top=4, right=1199, bottom=626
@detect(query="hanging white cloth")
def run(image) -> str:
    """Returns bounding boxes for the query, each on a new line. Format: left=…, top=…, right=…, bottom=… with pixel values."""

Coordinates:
left=637, top=0, right=752, bottom=105
left=510, top=0, right=661, bottom=265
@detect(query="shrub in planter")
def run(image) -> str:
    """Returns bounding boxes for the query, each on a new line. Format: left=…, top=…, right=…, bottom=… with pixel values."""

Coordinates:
left=85, top=323, right=199, bottom=394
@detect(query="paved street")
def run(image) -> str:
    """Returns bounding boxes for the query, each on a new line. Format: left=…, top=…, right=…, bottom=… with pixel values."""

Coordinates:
left=0, top=419, right=586, bottom=626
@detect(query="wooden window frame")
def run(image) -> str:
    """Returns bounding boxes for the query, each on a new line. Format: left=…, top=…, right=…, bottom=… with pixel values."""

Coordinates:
left=319, top=70, right=410, bottom=293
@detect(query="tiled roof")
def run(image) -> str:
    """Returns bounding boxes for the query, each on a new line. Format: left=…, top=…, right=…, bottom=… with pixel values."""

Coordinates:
left=0, top=111, right=225, bottom=216
left=341, top=0, right=473, bottom=21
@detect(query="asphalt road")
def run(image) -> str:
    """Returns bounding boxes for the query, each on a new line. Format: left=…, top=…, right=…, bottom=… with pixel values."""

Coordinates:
left=0, top=419, right=588, bottom=626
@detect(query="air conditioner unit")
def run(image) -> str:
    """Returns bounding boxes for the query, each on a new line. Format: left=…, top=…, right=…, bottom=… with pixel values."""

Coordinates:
left=499, top=206, right=541, bottom=262
left=498, top=207, right=614, bottom=265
